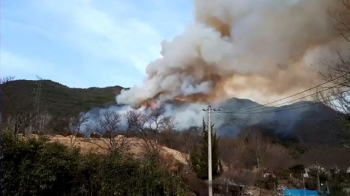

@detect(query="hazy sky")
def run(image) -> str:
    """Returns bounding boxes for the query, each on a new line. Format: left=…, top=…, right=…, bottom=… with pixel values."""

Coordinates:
left=1, top=0, right=193, bottom=88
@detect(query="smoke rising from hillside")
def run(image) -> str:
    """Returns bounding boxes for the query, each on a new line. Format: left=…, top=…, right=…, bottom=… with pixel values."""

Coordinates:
left=83, top=102, right=208, bottom=133
left=116, top=0, right=346, bottom=105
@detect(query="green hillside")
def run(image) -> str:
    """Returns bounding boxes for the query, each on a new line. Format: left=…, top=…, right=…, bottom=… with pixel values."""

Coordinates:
left=1, top=79, right=125, bottom=133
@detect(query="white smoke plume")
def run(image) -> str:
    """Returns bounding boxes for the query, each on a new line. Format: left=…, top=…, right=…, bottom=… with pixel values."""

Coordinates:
left=82, top=102, right=208, bottom=134
left=117, top=0, right=348, bottom=106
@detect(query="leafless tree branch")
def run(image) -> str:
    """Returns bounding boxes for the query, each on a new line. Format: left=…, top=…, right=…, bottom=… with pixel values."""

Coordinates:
left=68, top=112, right=89, bottom=147
left=314, top=1, right=350, bottom=148
left=88, top=110, right=128, bottom=153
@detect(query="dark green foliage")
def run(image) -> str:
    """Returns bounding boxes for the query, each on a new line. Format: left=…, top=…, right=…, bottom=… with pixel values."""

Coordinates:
left=190, top=120, right=222, bottom=180
left=2, top=131, right=79, bottom=196
left=2, top=130, right=188, bottom=196
left=1, top=80, right=124, bottom=130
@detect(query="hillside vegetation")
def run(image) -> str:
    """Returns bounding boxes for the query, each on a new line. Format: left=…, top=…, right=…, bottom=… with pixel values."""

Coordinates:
left=1, top=79, right=125, bottom=134
left=2, top=79, right=124, bottom=117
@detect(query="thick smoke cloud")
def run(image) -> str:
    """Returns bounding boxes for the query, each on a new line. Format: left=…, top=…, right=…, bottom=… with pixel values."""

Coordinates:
left=117, top=0, right=346, bottom=106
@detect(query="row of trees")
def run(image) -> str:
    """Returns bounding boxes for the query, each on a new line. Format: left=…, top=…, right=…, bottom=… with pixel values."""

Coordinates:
left=70, top=109, right=179, bottom=153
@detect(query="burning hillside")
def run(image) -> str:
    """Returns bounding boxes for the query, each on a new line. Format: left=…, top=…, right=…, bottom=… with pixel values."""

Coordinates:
left=139, top=99, right=159, bottom=109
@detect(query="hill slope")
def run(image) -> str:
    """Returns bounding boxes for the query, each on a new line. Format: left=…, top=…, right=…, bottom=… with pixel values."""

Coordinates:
left=2, top=79, right=125, bottom=119
left=215, top=98, right=344, bottom=144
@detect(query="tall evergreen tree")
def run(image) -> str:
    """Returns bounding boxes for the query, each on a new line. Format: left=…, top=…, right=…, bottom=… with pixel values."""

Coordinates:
left=190, top=119, right=222, bottom=180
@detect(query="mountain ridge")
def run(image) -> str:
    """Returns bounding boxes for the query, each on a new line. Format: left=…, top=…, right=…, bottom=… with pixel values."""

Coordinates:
left=215, top=97, right=344, bottom=144
left=2, top=79, right=345, bottom=145
left=1, top=79, right=125, bottom=117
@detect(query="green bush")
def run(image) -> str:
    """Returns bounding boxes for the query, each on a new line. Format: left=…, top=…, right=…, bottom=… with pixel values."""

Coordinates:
left=2, top=130, right=188, bottom=196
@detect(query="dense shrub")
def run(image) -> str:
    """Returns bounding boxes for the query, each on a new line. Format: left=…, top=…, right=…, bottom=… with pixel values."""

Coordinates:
left=2, top=130, right=188, bottom=195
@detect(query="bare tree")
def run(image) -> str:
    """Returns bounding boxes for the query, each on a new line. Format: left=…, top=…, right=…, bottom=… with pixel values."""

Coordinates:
left=90, top=111, right=127, bottom=152
left=181, top=126, right=202, bottom=158
left=30, top=112, right=52, bottom=134
left=1, top=76, right=38, bottom=136
left=125, top=110, right=148, bottom=135
left=264, top=145, right=293, bottom=173
left=38, top=112, right=52, bottom=132
left=157, top=117, right=178, bottom=148
left=68, top=112, right=89, bottom=147
left=5, top=110, right=36, bottom=136
left=315, top=1, right=350, bottom=148
left=244, top=129, right=264, bottom=170
left=160, top=116, right=177, bottom=132
left=240, top=126, right=270, bottom=170
left=146, top=108, right=170, bottom=143
left=124, top=110, right=161, bottom=153
left=219, top=137, right=245, bottom=171
left=0, top=76, right=15, bottom=101
left=0, top=76, right=15, bottom=85
left=0, top=76, right=14, bottom=196
left=1, top=76, right=14, bottom=120
left=329, top=0, right=350, bottom=42
left=148, top=109, right=164, bottom=131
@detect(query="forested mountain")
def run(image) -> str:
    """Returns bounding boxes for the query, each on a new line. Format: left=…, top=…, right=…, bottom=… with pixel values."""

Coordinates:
left=1, top=79, right=125, bottom=134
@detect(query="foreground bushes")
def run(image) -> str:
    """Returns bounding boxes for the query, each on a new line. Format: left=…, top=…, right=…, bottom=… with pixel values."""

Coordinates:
left=1, top=130, right=188, bottom=196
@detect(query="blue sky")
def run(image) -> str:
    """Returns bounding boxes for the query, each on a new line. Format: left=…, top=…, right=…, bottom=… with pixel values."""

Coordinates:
left=1, top=0, right=193, bottom=88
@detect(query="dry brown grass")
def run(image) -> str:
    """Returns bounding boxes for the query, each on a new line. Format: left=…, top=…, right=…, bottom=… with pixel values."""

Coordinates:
left=25, top=134, right=188, bottom=165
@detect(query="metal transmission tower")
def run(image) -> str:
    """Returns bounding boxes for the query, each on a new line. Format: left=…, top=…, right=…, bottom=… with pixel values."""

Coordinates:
left=203, top=105, right=221, bottom=196
left=33, top=75, right=44, bottom=131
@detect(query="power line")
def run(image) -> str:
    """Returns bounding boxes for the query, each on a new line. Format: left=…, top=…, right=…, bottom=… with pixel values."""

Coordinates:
left=221, top=99, right=327, bottom=115
left=32, top=75, right=43, bottom=132
left=237, top=83, right=346, bottom=113
left=212, top=113, right=248, bottom=127
left=221, top=88, right=349, bottom=115
left=235, top=72, right=350, bottom=113
left=214, top=112, right=338, bottom=126
left=214, top=113, right=249, bottom=126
